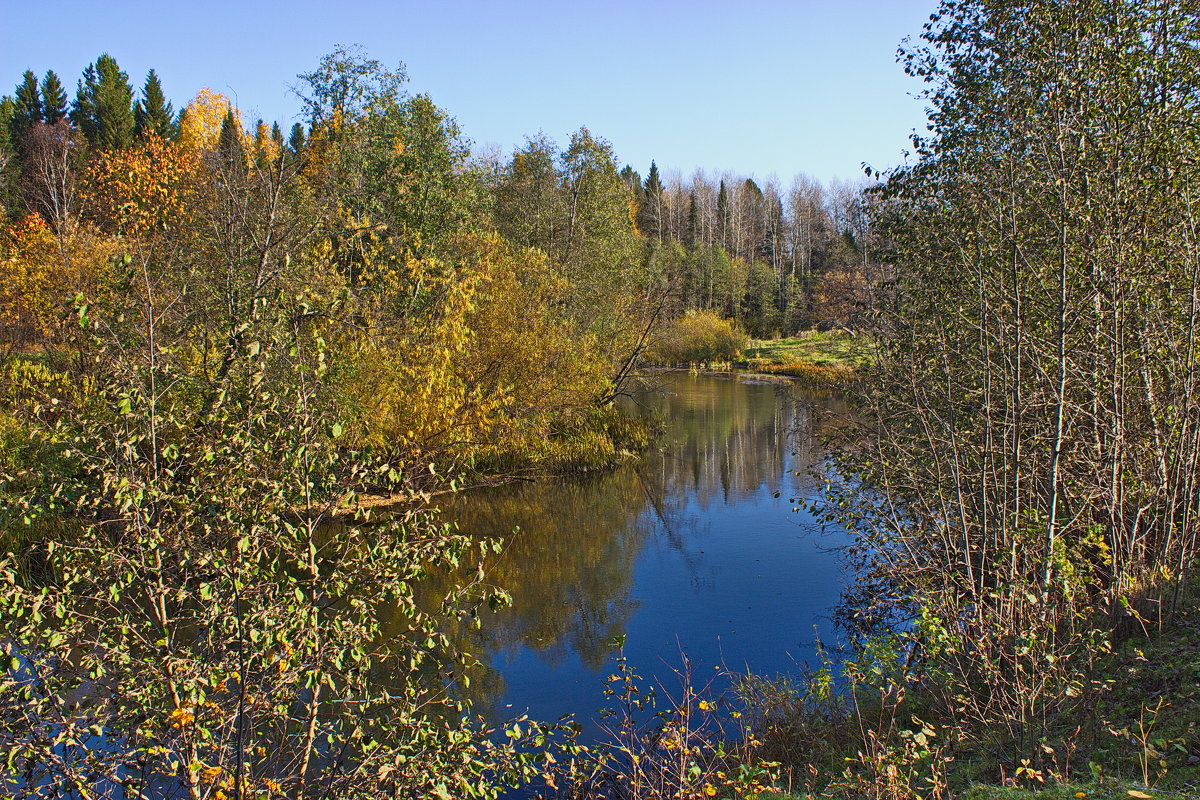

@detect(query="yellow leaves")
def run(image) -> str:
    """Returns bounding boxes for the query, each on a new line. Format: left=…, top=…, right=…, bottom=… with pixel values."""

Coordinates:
left=1127, top=792, right=1152, bottom=799
left=179, top=88, right=238, bottom=153
left=0, top=213, right=118, bottom=348
left=698, top=700, right=713, bottom=711
left=169, top=706, right=195, bottom=728
left=82, top=136, right=200, bottom=236
left=702, top=784, right=717, bottom=797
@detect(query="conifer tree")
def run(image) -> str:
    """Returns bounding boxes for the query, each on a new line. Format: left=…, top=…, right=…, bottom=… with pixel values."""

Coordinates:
left=716, top=180, right=729, bottom=249
left=134, top=69, right=175, bottom=139
left=72, top=54, right=135, bottom=149
left=0, top=96, right=13, bottom=152
left=217, top=108, right=244, bottom=168
left=10, top=70, right=43, bottom=145
left=288, top=122, right=306, bottom=154
left=639, top=160, right=664, bottom=241
left=40, top=71, right=67, bottom=124
left=271, top=121, right=284, bottom=149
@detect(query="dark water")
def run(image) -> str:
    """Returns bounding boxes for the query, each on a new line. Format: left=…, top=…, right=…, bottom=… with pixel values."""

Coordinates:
left=433, top=371, right=852, bottom=730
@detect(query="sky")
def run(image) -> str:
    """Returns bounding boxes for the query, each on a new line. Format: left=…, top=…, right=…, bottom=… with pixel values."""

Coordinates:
left=0, top=0, right=937, bottom=187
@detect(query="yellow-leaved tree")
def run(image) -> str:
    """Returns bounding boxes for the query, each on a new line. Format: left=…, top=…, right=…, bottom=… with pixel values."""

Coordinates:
left=82, top=135, right=200, bottom=237
left=178, top=88, right=239, bottom=153
left=0, top=214, right=119, bottom=353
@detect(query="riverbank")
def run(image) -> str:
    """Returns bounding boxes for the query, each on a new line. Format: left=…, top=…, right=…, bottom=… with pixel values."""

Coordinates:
left=739, top=331, right=871, bottom=387
left=735, top=585, right=1200, bottom=800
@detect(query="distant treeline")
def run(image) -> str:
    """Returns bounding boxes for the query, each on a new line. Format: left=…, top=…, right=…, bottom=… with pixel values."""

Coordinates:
left=0, top=55, right=883, bottom=343
left=619, top=162, right=884, bottom=336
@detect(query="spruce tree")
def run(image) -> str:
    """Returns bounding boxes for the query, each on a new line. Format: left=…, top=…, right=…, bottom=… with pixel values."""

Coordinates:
left=217, top=109, right=244, bottom=169
left=11, top=70, right=43, bottom=145
left=40, top=71, right=67, bottom=124
left=639, top=160, right=664, bottom=241
left=71, top=64, right=97, bottom=138
left=73, top=54, right=135, bottom=149
left=288, top=122, right=306, bottom=154
left=134, top=69, right=175, bottom=139
left=271, top=121, right=284, bottom=149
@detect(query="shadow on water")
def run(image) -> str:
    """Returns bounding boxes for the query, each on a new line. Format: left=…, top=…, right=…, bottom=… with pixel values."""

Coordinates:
left=387, top=371, right=853, bottom=736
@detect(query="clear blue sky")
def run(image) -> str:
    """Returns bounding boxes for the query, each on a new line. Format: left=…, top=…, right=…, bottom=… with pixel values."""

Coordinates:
left=1, top=0, right=936, bottom=186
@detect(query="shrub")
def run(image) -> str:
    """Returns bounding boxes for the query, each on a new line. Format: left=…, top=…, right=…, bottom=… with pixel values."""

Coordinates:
left=647, top=311, right=747, bottom=366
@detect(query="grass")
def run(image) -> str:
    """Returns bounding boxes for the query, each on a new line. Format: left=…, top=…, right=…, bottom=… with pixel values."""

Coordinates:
left=734, top=586, right=1200, bottom=800
left=740, top=331, right=872, bottom=387
left=742, top=330, right=873, bottom=370
left=961, top=784, right=1194, bottom=799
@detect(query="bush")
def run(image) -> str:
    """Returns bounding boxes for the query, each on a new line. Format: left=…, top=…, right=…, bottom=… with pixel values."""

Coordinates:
left=647, top=311, right=747, bottom=366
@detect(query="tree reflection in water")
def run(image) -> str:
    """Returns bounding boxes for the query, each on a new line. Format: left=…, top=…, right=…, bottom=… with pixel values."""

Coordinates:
left=391, top=371, right=851, bottom=727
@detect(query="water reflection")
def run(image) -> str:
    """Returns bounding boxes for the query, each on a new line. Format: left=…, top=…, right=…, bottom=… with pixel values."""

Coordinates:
left=418, top=372, right=850, bottom=726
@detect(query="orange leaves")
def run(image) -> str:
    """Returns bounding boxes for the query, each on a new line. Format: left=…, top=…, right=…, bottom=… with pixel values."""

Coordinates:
left=82, top=135, right=200, bottom=236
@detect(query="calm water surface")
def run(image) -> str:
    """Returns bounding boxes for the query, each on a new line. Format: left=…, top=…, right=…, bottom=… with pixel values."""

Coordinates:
left=436, top=371, right=852, bottom=729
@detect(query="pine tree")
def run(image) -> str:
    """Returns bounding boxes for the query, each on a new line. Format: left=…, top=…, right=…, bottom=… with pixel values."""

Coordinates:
left=11, top=70, right=43, bottom=145
left=40, top=71, right=67, bottom=124
left=716, top=180, right=729, bottom=249
left=639, top=160, right=664, bottom=241
left=70, top=64, right=97, bottom=136
left=217, top=109, right=244, bottom=169
left=288, top=122, right=306, bottom=154
left=73, top=54, right=135, bottom=149
left=134, top=69, right=175, bottom=139
left=271, top=121, right=284, bottom=149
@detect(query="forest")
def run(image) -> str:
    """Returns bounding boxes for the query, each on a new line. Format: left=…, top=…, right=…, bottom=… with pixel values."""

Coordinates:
left=3, top=1, right=1200, bottom=799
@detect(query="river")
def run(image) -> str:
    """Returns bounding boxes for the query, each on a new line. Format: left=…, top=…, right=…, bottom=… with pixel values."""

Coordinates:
left=430, top=370, right=853, bottom=731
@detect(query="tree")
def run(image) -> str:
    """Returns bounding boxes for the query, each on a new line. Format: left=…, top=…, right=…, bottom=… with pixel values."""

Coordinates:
left=495, top=134, right=563, bottom=260
left=177, top=88, right=234, bottom=152
left=638, top=160, right=664, bottom=241
left=10, top=70, right=42, bottom=146
left=834, top=0, right=1200, bottom=757
left=39, top=71, right=67, bottom=125
left=296, top=44, right=407, bottom=129
left=134, top=68, right=176, bottom=139
left=715, top=180, right=729, bottom=249
left=288, top=122, right=306, bottom=154
left=217, top=108, right=245, bottom=168
left=72, top=53, right=136, bottom=150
